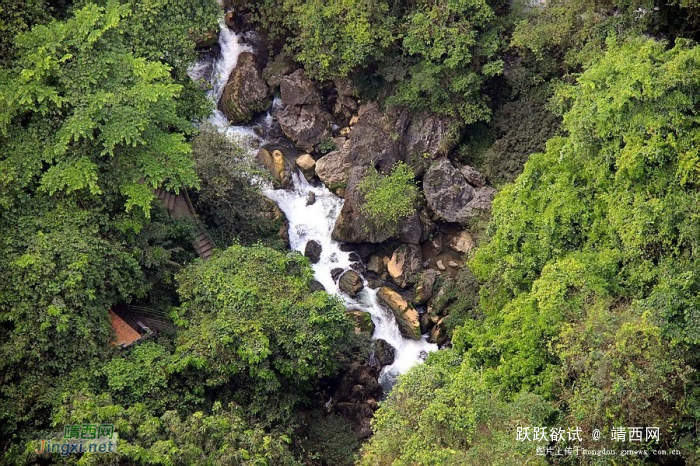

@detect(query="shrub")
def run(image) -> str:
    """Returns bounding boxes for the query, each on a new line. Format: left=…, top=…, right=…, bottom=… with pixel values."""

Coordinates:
left=191, top=125, right=284, bottom=248
left=357, top=162, right=420, bottom=234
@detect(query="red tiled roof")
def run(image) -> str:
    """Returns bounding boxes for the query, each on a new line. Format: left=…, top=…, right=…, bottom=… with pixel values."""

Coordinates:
left=109, top=310, right=142, bottom=347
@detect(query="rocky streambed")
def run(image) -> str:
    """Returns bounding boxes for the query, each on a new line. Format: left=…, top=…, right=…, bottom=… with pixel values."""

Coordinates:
left=192, top=2, right=497, bottom=437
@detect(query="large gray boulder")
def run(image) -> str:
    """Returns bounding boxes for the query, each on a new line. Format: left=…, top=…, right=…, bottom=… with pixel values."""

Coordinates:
left=275, top=70, right=332, bottom=152
left=423, top=158, right=496, bottom=224
left=394, top=109, right=458, bottom=177
left=218, top=52, right=271, bottom=124
left=315, top=102, right=403, bottom=190
left=315, top=140, right=354, bottom=190
left=313, top=101, right=460, bottom=192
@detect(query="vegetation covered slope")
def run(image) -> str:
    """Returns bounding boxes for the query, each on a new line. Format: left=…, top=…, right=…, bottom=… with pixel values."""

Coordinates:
left=361, top=36, right=700, bottom=464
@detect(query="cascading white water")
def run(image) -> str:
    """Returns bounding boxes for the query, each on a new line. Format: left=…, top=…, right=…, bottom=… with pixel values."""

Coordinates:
left=189, top=20, right=437, bottom=388
left=264, top=173, right=437, bottom=387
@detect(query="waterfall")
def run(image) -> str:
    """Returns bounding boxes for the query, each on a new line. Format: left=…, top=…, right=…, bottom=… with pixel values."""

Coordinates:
left=189, top=22, right=437, bottom=389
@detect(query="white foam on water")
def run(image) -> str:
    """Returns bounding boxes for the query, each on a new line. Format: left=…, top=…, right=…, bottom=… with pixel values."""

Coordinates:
left=210, top=21, right=251, bottom=102
left=264, top=173, right=437, bottom=387
left=192, top=19, right=437, bottom=388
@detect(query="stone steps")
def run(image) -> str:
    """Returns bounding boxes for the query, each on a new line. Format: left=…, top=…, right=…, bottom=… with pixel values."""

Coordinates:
left=154, top=189, right=215, bottom=260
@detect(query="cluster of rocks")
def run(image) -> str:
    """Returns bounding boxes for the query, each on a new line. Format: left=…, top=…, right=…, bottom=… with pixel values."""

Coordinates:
left=203, top=12, right=496, bottom=438
left=241, top=47, right=493, bottom=348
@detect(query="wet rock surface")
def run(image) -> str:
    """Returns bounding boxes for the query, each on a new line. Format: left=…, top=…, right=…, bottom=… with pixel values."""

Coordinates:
left=218, top=52, right=271, bottom=124
left=371, top=339, right=396, bottom=368
left=304, top=239, right=322, bottom=264
left=376, top=287, right=421, bottom=340
left=339, top=270, right=364, bottom=297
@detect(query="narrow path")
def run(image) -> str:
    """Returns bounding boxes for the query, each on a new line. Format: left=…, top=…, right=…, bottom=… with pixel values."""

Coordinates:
left=154, top=189, right=216, bottom=260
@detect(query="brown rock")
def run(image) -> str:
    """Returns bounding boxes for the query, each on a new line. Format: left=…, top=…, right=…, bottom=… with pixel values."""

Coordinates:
left=331, top=268, right=344, bottom=282
left=339, top=270, right=364, bottom=297
left=295, top=153, right=316, bottom=181
left=449, top=230, right=476, bottom=254
left=195, top=31, right=218, bottom=49
left=429, top=318, right=449, bottom=346
left=376, top=287, right=421, bottom=340
left=256, top=148, right=291, bottom=188
left=414, top=269, right=438, bottom=305
left=224, top=11, right=236, bottom=28
left=420, top=311, right=434, bottom=334
left=366, top=255, right=385, bottom=274
left=387, top=244, right=423, bottom=288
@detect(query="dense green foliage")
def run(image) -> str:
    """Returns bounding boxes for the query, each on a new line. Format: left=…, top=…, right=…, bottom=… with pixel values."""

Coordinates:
left=283, top=0, right=393, bottom=80
left=0, top=1, right=197, bottom=217
left=43, top=392, right=299, bottom=465
left=3, top=0, right=700, bottom=464
left=19, top=243, right=351, bottom=465
left=357, top=162, right=420, bottom=235
left=172, top=245, right=351, bottom=422
left=360, top=351, right=554, bottom=465
left=0, top=0, right=53, bottom=66
left=0, top=0, right=344, bottom=462
left=385, top=0, right=503, bottom=122
left=190, top=126, right=285, bottom=248
left=248, top=0, right=503, bottom=122
left=362, top=35, right=700, bottom=463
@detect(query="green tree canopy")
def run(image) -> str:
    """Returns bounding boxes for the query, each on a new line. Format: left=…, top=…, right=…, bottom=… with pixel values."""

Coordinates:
left=387, top=0, right=503, bottom=123
left=283, top=0, right=393, bottom=80
left=41, top=392, right=299, bottom=465
left=171, top=245, right=351, bottom=421
left=0, top=1, right=198, bottom=218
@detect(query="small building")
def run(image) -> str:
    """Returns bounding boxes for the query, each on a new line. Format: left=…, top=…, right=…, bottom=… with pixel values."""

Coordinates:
left=109, top=309, right=152, bottom=349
